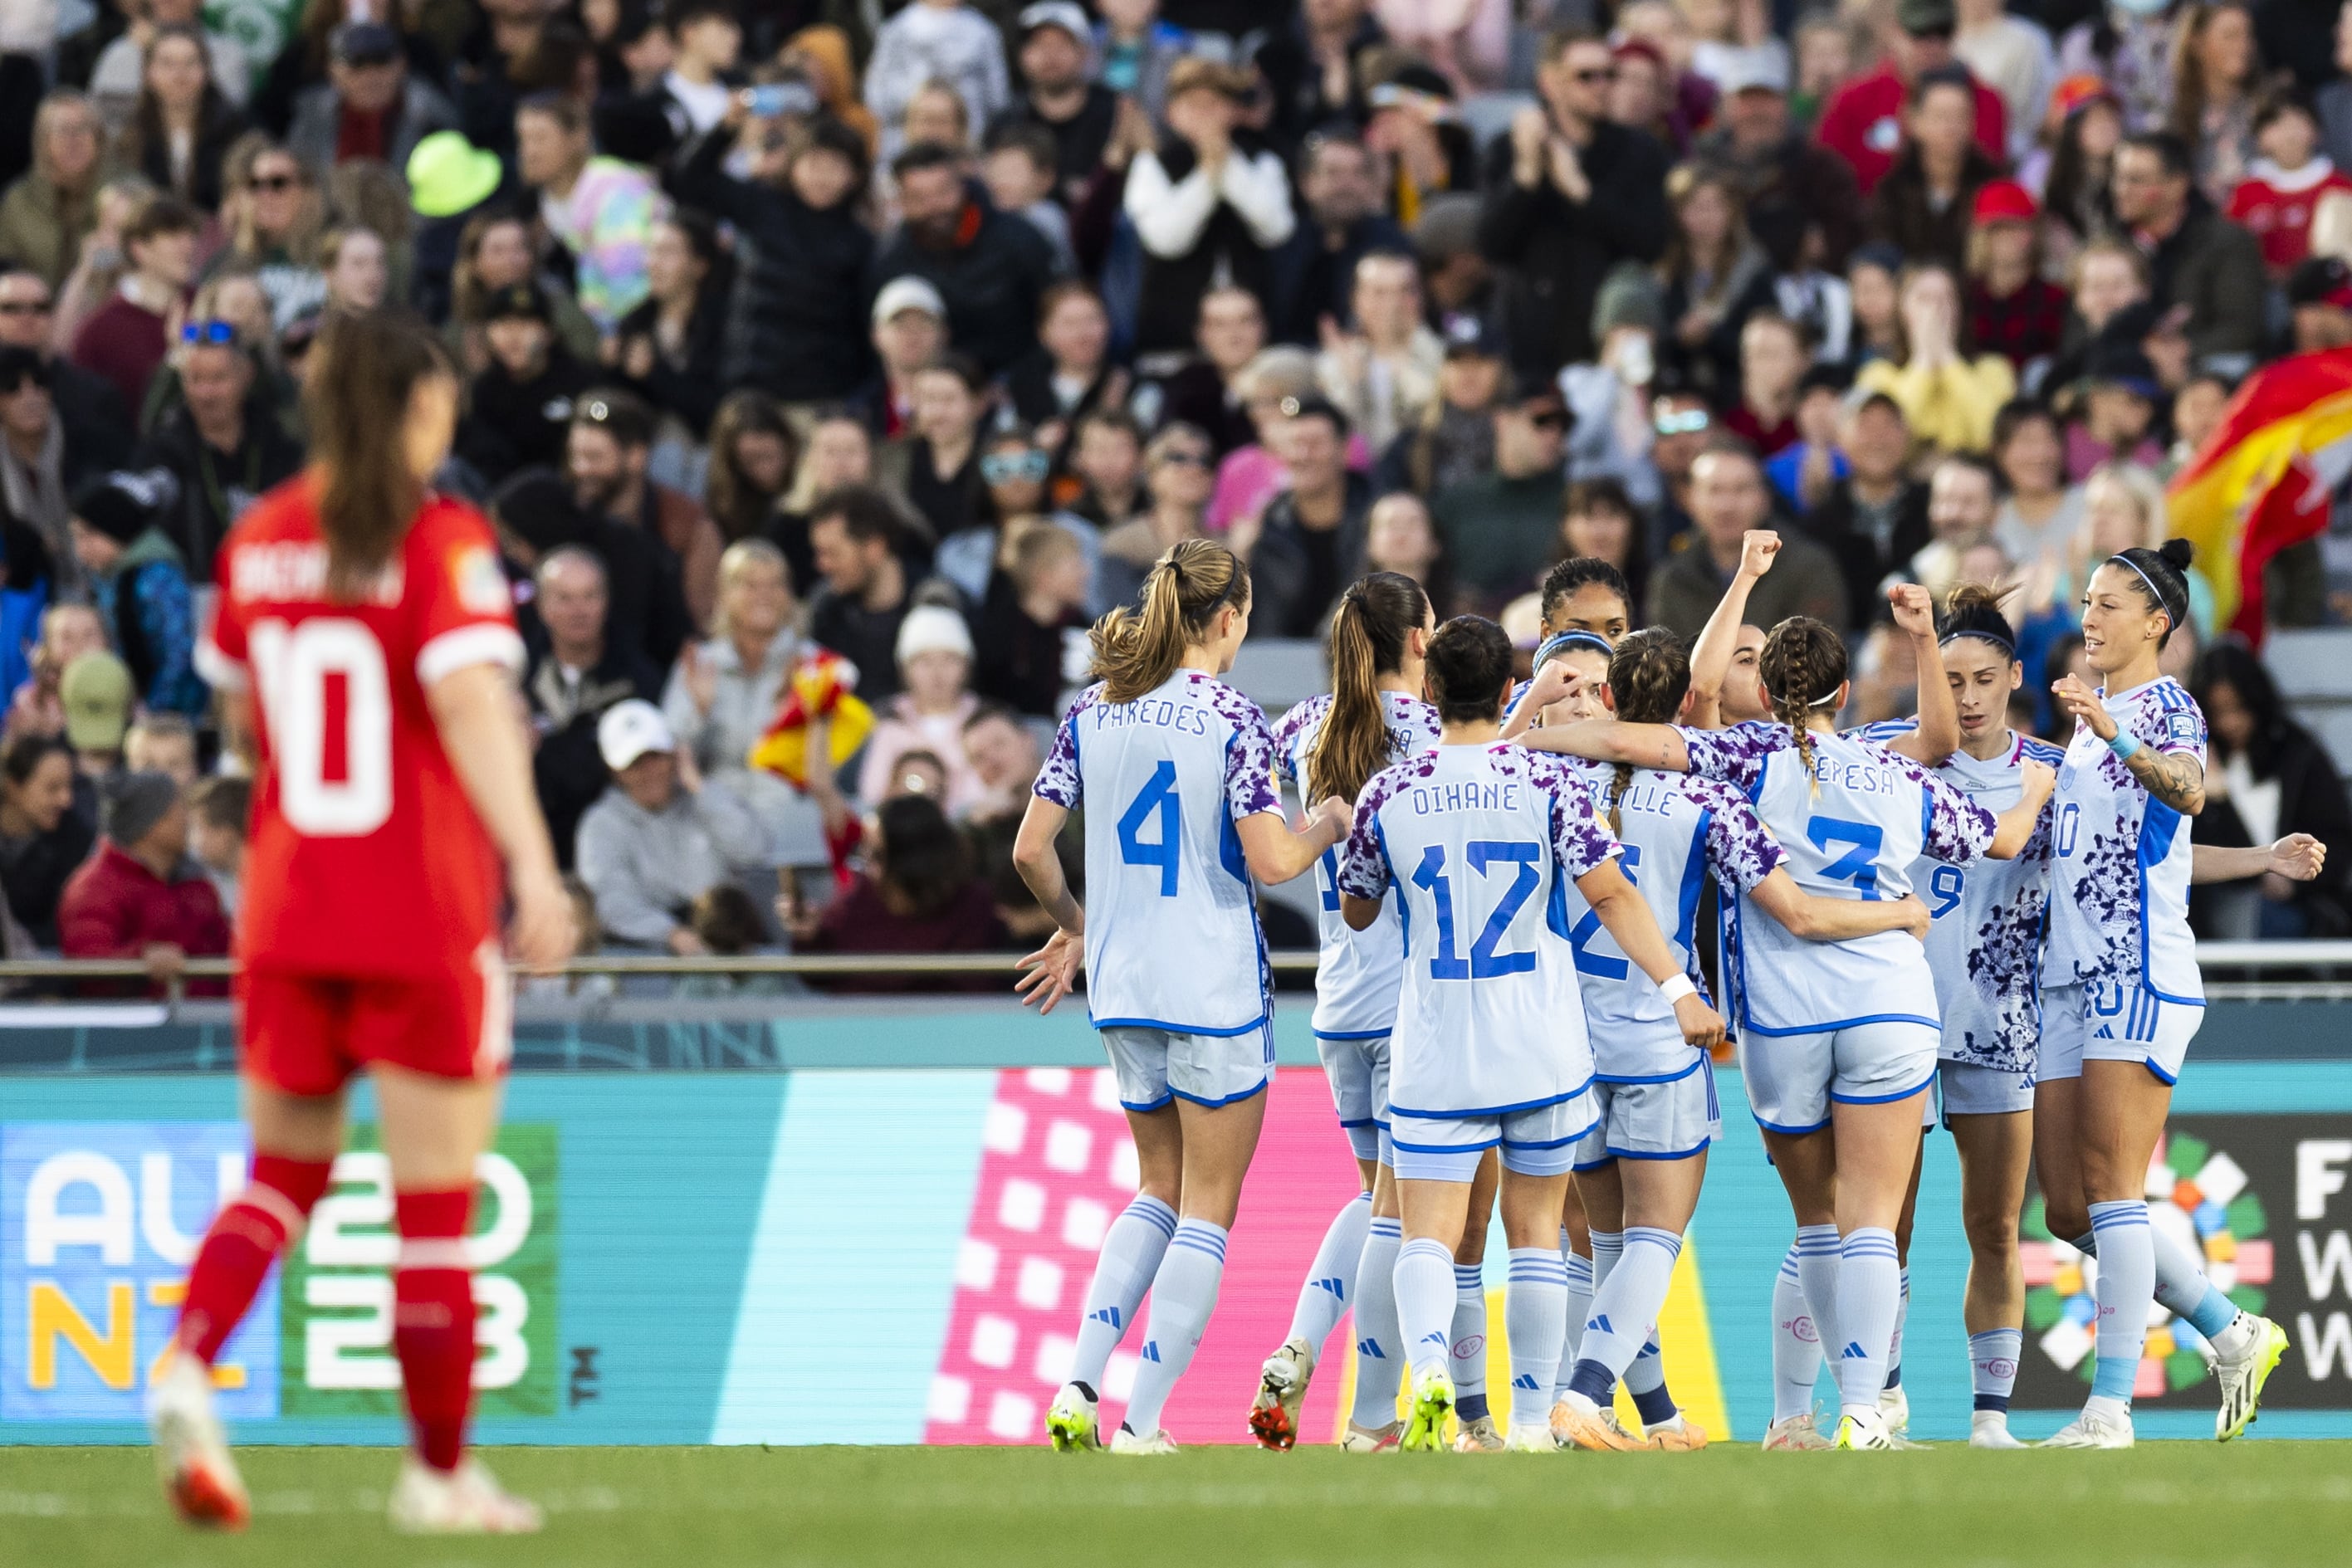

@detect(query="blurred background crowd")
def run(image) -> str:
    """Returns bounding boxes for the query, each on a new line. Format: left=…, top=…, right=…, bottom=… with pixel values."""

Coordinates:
left=0, top=0, right=2347, bottom=990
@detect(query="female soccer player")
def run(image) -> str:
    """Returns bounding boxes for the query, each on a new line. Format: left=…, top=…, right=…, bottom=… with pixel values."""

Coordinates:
left=153, top=314, right=574, bottom=1534
left=1335, top=616, right=1725, bottom=1453
left=1251, top=572, right=1439, bottom=1452
left=1549, top=628, right=1934, bottom=1453
left=2038, top=540, right=2289, bottom=1448
left=1015, top=539, right=1350, bottom=1456
left=1524, top=616, right=2052, bottom=1449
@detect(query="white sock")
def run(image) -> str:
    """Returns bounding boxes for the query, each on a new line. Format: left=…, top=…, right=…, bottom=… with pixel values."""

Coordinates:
left=1121, top=1219, right=1226, bottom=1436
left=1395, top=1238, right=1457, bottom=1385
left=1556, top=1243, right=1593, bottom=1401
left=1771, top=1244, right=1824, bottom=1423
left=1833, top=1228, right=1900, bottom=1415
left=1450, top=1264, right=1489, bottom=1419
left=1285, top=1191, right=1372, bottom=1351
left=2088, top=1200, right=2153, bottom=1407
left=1970, top=1327, right=2022, bottom=1417
left=1795, top=1223, right=1841, bottom=1382
left=1884, top=1265, right=1909, bottom=1390
left=1572, top=1226, right=1680, bottom=1385
left=1069, top=1194, right=1176, bottom=1390
left=1351, top=1217, right=1406, bottom=1429
left=1504, top=1248, right=1569, bottom=1427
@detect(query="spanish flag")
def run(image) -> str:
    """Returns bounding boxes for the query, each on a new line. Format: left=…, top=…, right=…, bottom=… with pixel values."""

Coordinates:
left=2168, top=346, right=2352, bottom=642
left=747, top=646, right=874, bottom=789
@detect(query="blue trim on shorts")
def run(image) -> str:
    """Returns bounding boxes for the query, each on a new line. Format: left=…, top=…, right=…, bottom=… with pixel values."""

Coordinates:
left=1594, top=1057, right=1705, bottom=1086
left=2144, top=1056, right=2179, bottom=1086
left=1314, top=1026, right=1393, bottom=1041
left=1336, top=1116, right=1376, bottom=1128
left=1829, top=1067, right=1937, bottom=1106
left=1499, top=1131, right=1584, bottom=1150
left=1093, top=1012, right=1270, bottom=1038
left=1388, top=1079, right=1592, bottom=1119
left=1389, top=1134, right=1502, bottom=1155
left=1753, top=1111, right=1831, bottom=1136
left=1572, top=1155, right=1616, bottom=1172
left=1170, top=1077, right=1270, bottom=1109
left=1606, top=1137, right=1713, bottom=1161
left=1122, top=1091, right=1176, bottom=1113
left=1739, top=1011, right=1941, bottom=1038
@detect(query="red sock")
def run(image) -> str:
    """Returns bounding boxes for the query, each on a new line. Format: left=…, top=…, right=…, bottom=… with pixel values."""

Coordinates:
left=393, top=1188, right=476, bottom=1473
left=176, top=1154, right=335, bottom=1366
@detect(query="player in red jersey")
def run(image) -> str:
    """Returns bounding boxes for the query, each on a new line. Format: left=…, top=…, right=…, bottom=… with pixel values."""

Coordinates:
left=149, top=314, right=574, bottom=1536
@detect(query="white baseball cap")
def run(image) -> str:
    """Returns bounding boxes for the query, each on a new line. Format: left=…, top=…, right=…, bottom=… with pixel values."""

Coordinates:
left=871, top=275, right=947, bottom=329
left=598, top=698, right=676, bottom=772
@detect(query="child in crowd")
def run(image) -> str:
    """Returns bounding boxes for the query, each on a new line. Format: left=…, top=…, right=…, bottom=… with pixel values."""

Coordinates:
left=2228, top=90, right=2352, bottom=278
left=981, top=123, right=1075, bottom=275
left=186, top=774, right=248, bottom=921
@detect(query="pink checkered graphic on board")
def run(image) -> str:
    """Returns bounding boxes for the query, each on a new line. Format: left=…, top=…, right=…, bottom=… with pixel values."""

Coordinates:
left=925, top=1066, right=1142, bottom=1444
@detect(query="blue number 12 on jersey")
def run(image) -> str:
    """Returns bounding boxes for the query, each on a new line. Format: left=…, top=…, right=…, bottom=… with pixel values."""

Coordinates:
left=1413, top=841, right=1541, bottom=979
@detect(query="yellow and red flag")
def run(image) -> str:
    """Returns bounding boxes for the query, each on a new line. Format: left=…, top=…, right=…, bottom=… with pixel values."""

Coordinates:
left=747, top=646, right=874, bottom=788
left=2167, top=346, right=2352, bottom=642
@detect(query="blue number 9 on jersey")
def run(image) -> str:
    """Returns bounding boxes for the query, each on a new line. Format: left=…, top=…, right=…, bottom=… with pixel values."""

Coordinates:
left=1118, top=761, right=1181, bottom=896
left=1929, top=864, right=1964, bottom=918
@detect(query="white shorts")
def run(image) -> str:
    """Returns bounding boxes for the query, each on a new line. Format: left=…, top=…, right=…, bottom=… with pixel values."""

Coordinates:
left=1572, top=1061, right=1721, bottom=1170
left=2037, top=981, right=2203, bottom=1086
left=1317, top=1030, right=1391, bottom=1164
left=1100, top=1023, right=1274, bottom=1111
left=1390, top=1092, right=1596, bottom=1182
left=1739, top=1019, right=1938, bottom=1136
left=1939, top=1058, right=2037, bottom=1120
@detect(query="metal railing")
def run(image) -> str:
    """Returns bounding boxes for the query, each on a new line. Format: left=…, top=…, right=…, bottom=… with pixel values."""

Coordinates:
left=2, top=943, right=2350, bottom=1002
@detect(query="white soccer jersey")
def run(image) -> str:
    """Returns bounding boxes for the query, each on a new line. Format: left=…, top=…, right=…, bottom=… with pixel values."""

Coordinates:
left=2046, top=677, right=2207, bottom=1004
left=1559, top=760, right=1789, bottom=1080
left=1336, top=743, right=1619, bottom=1118
left=1861, top=721, right=2064, bottom=1073
left=1680, top=723, right=1997, bottom=1037
left=1034, top=671, right=1285, bottom=1035
left=1271, top=689, right=1442, bottom=1040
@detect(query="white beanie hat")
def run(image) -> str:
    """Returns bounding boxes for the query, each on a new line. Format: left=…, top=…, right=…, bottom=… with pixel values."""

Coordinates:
left=896, top=604, right=976, bottom=667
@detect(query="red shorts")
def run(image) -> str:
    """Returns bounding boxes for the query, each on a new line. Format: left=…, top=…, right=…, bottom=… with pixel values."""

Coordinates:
left=237, top=942, right=513, bottom=1097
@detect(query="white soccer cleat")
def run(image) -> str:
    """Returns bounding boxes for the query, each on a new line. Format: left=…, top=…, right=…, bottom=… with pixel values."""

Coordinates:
left=1969, top=1412, right=2025, bottom=1449
left=1452, top=1413, right=1504, bottom=1452
left=1108, top=1425, right=1178, bottom=1456
left=2211, top=1312, right=2290, bottom=1442
left=1340, top=1420, right=1401, bottom=1453
left=386, top=1457, right=544, bottom=1535
left=1832, top=1407, right=1898, bottom=1451
left=1878, top=1383, right=1910, bottom=1434
left=148, top=1351, right=250, bottom=1531
left=1762, top=1413, right=1831, bottom=1451
left=1046, top=1381, right=1102, bottom=1453
left=1504, top=1422, right=1558, bottom=1452
left=1249, top=1335, right=1316, bottom=1450
left=2041, top=1408, right=2135, bottom=1449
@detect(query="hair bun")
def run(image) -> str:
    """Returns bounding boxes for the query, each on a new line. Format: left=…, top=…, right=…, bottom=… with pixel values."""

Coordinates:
left=2159, top=537, right=2196, bottom=571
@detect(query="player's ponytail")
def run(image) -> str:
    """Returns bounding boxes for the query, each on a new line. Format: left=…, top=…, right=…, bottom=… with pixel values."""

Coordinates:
left=1758, top=617, right=1848, bottom=802
left=2108, top=539, right=2196, bottom=649
left=1310, top=571, right=1430, bottom=802
left=1602, top=628, right=1693, bottom=833
left=304, top=312, right=454, bottom=601
left=1938, top=581, right=2019, bottom=659
left=1090, top=538, right=1250, bottom=703
left=1423, top=615, right=1515, bottom=725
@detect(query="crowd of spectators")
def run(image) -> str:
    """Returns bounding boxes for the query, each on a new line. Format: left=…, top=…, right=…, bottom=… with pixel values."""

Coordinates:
left=2, top=0, right=2351, bottom=986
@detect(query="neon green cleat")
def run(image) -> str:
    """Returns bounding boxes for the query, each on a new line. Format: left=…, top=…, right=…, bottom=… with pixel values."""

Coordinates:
left=1400, top=1369, right=1455, bottom=1453
left=2213, top=1313, right=2291, bottom=1442
left=1046, top=1382, right=1101, bottom=1453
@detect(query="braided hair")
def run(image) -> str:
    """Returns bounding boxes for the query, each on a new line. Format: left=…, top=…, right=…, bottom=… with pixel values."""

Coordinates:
left=1602, top=628, right=1692, bottom=833
left=2105, top=538, right=2196, bottom=648
left=1757, top=617, right=1849, bottom=801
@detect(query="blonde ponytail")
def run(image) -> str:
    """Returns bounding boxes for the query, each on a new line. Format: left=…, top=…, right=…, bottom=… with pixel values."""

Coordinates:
left=1090, top=539, right=1249, bottom=703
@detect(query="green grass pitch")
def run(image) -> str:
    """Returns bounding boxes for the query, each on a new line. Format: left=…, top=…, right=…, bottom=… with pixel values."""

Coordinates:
left=11, top=1443, right=2352, bottom=1566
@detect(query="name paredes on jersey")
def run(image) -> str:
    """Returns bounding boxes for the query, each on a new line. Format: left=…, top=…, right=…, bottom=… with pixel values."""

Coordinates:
left=230, top=541, right=405, bottom=607
left=1088, top=695, right=1215, bottom=736
left=1409, top=779, right=1521, bottom=814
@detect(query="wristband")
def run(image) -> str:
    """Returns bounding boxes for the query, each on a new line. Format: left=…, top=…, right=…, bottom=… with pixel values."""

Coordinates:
left=2109, top=732, right=2142, bottom=763
left=1658, top=973, right=1698, bottom=1004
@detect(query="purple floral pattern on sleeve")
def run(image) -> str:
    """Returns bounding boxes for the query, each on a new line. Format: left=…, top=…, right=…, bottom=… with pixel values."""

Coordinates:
left=1204, top=677, right=1283, bottom=818
left=1526, top=751, right=1621, bottom=878
left=1267, top=693, right=1328, bottom=789
left=1913, top=761, right=1998, bottom=866
left=1031, top=684, right=1102, bottom=808
left=1337, top=752, right=1440, bottom=899
left=1689, top=778, right=1787, bottom=892
left=2136, top=680, right=2208, bottom=760
left=1677, top=720, right=1785, bottom=795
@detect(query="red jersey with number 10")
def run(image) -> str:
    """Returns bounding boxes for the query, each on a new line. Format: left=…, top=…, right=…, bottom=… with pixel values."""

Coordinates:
left=197, top=478, right=526, bottom=979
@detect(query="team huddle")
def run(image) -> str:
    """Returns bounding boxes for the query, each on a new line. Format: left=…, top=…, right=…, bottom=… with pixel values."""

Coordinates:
left=1010, top=527, right=2327, bottom=1455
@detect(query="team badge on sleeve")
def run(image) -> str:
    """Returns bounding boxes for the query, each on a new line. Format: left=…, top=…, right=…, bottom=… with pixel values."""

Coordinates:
left=2164, top=712, right=2201, bottom=748
left=454, top=544, right=510, bottom=615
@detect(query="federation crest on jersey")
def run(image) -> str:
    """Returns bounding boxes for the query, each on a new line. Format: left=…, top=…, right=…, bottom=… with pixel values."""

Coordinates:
left=453, top=543, right=510, bottom=616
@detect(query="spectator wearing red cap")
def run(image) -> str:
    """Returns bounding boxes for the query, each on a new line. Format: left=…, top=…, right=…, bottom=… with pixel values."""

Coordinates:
left=2226, top=90, right=2352, bottom=277
left=1966, top=180, right=2071, bottom=369
left=1817, top=0, right=2007, bottom=195
left=1865, top=63, right=2001, bottom=270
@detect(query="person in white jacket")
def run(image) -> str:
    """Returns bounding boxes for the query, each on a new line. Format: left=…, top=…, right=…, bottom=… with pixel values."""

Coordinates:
left=1123, top=59, right=1295, bottom=357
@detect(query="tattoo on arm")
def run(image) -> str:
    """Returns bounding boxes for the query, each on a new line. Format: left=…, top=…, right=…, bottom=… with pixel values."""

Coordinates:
left=2127, top=746, right=2205, bottom=813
